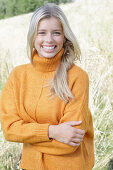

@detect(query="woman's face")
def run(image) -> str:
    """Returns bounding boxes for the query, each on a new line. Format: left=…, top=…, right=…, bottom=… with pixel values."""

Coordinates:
left=34, top=16, right=65, bottom=58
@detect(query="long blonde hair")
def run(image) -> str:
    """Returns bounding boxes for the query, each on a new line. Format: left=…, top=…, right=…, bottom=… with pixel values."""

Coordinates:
left=27, top=3, right=81, bottom=102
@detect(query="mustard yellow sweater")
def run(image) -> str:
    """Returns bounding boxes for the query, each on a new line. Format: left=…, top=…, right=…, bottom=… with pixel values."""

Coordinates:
left=0, top=49, right=94, bottom=170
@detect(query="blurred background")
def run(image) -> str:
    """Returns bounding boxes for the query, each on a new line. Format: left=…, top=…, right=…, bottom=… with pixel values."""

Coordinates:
left=0, top=0, right=113, bottom=169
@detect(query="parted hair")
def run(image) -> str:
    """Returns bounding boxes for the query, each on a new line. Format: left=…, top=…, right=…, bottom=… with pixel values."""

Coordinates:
left=27, top=3, right=81, bottom=102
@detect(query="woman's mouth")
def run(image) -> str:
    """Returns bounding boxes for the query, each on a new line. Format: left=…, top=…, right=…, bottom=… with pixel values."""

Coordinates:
left=41, top=45, right=56, bottom=52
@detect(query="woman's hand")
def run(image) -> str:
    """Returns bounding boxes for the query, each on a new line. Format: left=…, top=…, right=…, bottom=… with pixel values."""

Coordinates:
left=48, top=121, right=85, bottom=146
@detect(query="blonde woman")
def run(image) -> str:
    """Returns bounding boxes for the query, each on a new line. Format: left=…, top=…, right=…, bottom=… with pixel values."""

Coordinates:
left=0, top=3, right=94, bottom=170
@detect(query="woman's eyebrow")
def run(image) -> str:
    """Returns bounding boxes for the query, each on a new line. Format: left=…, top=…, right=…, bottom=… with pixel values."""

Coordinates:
left=53, top=29, right=62, bottom=31
left=37, top=29, right=46, bottom=31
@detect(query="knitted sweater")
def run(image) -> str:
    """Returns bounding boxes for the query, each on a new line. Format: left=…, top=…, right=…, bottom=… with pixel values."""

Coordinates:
left=0, top=48, right=94, bottom=170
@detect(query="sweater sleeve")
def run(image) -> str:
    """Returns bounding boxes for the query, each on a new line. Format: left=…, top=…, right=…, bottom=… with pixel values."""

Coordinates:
left=0, top=70, right=52, bottom=144
left=59, top=70, right=90, bottom=132
left=33, top=71, right=93, bottom=155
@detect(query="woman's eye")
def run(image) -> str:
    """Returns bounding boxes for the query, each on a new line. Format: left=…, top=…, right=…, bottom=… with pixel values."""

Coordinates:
left=38, top=32, right=45, bottom=35
left=54, top=32, right=61, bottom=35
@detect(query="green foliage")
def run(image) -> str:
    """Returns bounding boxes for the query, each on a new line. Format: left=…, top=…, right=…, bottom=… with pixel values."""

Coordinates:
left=0, top=0, right=73, bottom=19
left=0, top=0, right=7, bottom=19
left=108, top=158, right=113, bottom=170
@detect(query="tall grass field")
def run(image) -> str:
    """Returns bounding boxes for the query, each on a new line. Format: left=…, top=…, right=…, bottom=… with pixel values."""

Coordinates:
left=0, top=0, right=113, bottom=169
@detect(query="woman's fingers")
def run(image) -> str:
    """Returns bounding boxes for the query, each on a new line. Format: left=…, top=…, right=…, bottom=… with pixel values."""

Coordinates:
left=72, top=137, right=83, bottom=143
left=64, top=121, right=85, bottom=135
left=72, top=133, right=84, bottom=139
left=68, top=142, right=80, bottom=147
left=74, top=128, right=85, bottom=135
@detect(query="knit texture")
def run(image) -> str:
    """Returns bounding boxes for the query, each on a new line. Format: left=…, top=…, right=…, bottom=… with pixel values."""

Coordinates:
left=0, top=48, right=94, bottom=170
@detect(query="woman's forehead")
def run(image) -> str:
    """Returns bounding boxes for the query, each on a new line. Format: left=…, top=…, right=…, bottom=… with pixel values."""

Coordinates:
left=37, top=16, right=62, bottom=30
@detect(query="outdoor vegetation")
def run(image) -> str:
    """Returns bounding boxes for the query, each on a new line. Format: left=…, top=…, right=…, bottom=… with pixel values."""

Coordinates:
left=0, top=0, right=113, bottom=169
left=0, top=0, right=72, bottom=19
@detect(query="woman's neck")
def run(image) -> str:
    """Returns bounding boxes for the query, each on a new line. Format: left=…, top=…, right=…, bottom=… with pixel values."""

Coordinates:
left=32, top=48, right=64, bottom=72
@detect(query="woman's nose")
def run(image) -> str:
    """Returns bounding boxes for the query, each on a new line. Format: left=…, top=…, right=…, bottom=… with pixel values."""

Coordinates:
left=45, top=33, right=54, bottom=43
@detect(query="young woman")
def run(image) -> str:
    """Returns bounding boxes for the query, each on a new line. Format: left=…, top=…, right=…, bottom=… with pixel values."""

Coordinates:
left=0, top=3, right=94, bottom=170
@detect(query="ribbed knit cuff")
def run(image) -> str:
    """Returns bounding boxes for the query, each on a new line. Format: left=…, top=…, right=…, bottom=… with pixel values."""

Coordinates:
left=34, top=123, right=53, bottom=142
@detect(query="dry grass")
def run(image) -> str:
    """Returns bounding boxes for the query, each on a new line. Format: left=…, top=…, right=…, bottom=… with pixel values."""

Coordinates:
left=0, top=0, right=113, bottom=169
left=0, top=130, right=22, bottom=170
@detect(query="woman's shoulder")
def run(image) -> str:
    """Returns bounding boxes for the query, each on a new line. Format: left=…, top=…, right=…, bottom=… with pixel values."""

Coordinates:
left=68, top=63, right=89, bottom=81
left=9, top=63, right=32, bottom=76
left=7, top=63, right=32, bottom=82
left=12, top=63, right=32, bottom=73
left=67, top=64, right=89, bottom=90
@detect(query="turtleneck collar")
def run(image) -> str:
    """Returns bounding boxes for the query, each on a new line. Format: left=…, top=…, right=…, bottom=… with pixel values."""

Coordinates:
left=32, top=48, right=64, bottom=72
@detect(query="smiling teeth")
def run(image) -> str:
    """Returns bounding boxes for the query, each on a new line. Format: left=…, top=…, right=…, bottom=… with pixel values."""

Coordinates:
left=43, top=46, right=55, bottom=50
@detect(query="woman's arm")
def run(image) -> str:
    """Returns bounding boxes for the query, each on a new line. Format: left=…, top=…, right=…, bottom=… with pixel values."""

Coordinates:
left=0, top=71, right=52, bottom=144
left=31, top=71, right=94, bottom=155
